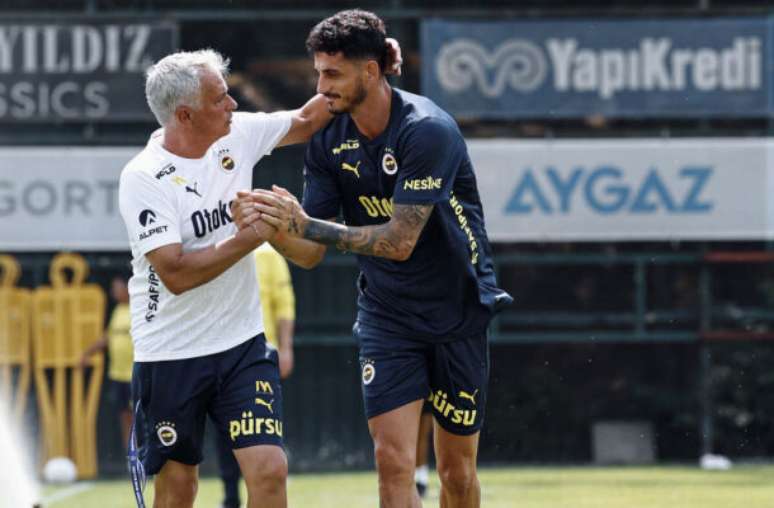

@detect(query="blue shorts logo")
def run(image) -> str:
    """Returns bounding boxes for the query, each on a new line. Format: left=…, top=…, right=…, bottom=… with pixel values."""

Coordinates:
left=458, top=389, right=479, bottom=406
left=362, top=360, right=376, bottom=385
left=155, top=421, right=177, bottom=447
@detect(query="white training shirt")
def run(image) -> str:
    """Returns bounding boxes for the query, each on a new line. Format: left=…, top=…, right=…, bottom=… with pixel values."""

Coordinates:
left=118, top=111, right=292, bottom=362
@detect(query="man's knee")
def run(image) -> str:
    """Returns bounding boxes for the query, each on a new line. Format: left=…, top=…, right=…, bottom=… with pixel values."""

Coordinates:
left=374, top=439, right=414, bottom=481
left=156, top=464, right=198, bottom=506
left=243, top=450, right=288, bottom=493
left=438, top=461, right=478, bottom=498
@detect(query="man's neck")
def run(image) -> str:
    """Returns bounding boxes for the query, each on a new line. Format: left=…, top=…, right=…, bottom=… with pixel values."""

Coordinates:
left=161, top=127, right=211, bottom=159
left=350, top=81, right=392, bottom=141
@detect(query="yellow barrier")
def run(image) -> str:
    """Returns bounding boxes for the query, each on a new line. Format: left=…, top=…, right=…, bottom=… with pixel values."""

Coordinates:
left=0, top=255, right=32, bottom=423
left=32, top=253, right=105, bottom=479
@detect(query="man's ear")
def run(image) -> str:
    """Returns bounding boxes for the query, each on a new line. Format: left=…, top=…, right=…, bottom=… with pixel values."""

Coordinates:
left=365, top=60, right=381, bottom=83
left=174, top=105, right=192, bottom=125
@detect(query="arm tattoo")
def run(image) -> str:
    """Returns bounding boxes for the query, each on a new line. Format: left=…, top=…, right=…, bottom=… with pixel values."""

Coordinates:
left=303, top=203, right=433, bottom=259
left=288, top=213, right=302, bottom=236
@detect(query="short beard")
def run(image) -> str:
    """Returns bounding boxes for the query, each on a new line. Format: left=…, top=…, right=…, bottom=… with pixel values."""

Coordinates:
left=331, top=78, right=368, bottom=115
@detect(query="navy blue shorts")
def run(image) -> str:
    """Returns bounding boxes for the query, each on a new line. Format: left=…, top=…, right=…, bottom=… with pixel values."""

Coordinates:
left=131, top=334, right=282, bottom=475
left=355, top=324, right=489, bottom=436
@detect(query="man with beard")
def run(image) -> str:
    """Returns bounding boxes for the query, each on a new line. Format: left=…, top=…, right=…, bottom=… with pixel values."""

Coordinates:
left=231, top=10, right=512, bottom=508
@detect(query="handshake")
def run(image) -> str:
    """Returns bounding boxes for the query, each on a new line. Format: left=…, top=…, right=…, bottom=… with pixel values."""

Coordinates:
left=230, top=185, right=309, bottom=242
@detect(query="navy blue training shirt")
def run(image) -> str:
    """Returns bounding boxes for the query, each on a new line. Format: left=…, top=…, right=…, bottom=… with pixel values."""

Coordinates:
left=302, top=88, right=512, bottom=342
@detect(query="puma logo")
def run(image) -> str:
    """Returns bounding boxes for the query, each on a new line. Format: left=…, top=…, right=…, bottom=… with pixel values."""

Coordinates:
left=341, top=161, right=361, bottom=178
left=458, top=389, right=478, bottom=405
left=255, top=397, right=274, bottom=413
left=185, top=181, right=202, bottom=197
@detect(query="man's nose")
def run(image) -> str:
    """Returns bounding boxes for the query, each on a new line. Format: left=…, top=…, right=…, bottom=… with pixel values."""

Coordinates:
left=316, top=76, right=328, bottom=96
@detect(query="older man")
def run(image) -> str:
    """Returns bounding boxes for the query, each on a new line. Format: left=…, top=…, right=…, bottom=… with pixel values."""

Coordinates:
left=120, top=49, right=328, bottom=508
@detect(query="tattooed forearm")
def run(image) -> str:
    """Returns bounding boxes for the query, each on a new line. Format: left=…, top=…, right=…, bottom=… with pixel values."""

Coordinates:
left=302, top=203, right=433, bottom=260
left=287, top=209, right=303, bottom=236
left=303, top=220, right=382, bottom=253
left=400, top=202, right=432, bottom=229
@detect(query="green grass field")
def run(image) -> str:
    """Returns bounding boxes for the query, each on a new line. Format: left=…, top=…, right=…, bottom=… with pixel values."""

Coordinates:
left=39, top=465, right=773, bottom=507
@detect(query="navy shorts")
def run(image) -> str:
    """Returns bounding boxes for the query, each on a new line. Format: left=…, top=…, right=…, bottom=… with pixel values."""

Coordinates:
left=355, top=324, right=489, bottom=436
left=131, top=334, right=283, bottom=475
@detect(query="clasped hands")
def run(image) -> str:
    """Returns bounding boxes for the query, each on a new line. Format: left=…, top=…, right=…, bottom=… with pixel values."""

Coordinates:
left=231, top=185, right=309, bottom=241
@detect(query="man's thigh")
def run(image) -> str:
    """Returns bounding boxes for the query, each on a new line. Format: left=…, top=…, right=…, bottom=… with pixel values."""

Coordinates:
left=368, top=399, right=425, bottom=465
left=209, top=335, right=284, bottom=450
left=428, top=333, right=489, bottom=435
left=356, top=328, right=431, bottom=420
left=132, top=356, right=216, bottom=475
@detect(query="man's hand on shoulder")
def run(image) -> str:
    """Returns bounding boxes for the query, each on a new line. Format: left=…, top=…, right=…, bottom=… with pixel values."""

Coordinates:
left=385, top=37, right=403, bottom=76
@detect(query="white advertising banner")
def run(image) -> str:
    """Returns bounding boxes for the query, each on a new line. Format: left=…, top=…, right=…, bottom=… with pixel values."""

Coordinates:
left=0, top=147, right=138, bottom=251
left=469, top=138, right=774, bottom=242
left=2, top=140, right=773, bottom=249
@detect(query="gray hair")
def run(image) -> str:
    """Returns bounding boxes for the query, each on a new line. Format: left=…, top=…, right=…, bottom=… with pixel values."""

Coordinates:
left=145, top=49, right=230, bottom=126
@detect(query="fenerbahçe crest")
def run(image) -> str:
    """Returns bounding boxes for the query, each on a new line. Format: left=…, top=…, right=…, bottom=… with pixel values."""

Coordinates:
left=221, top=155, right=235, bottom=170
left=155, top=421, right=178, bottom=447
left=381, top=149, right=398, bottom=175
left=361, top=359, right=376, bottom=385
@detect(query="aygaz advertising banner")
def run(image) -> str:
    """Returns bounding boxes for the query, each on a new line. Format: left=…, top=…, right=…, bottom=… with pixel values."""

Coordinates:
left=469, top=138, right=774, bottom=242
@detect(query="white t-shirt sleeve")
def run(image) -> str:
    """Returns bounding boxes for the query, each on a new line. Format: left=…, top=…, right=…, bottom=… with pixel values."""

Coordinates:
left=119, top=169, right=182, bottom=256
left=236, top=111, right=293, bottom=164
